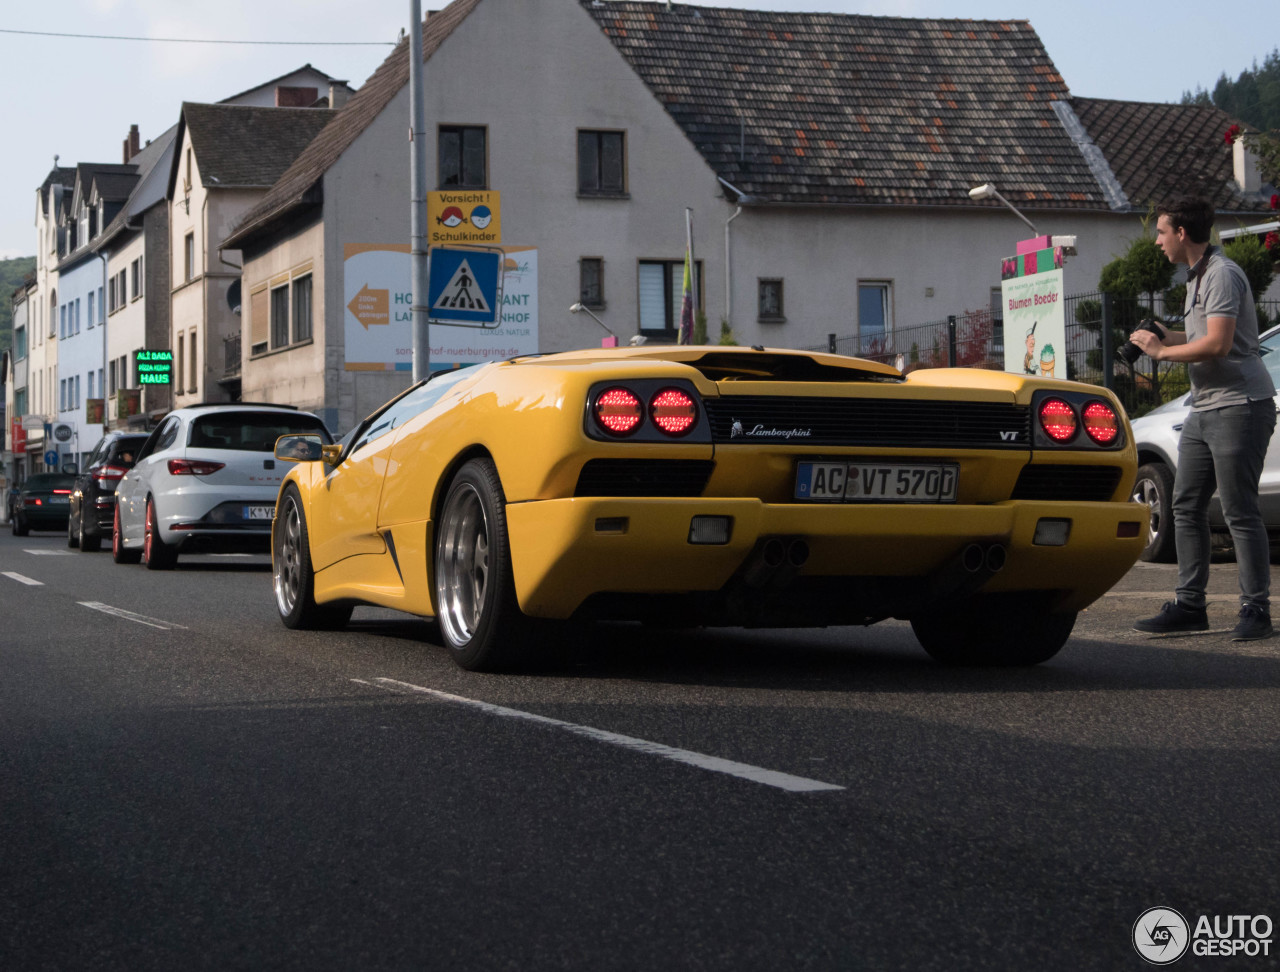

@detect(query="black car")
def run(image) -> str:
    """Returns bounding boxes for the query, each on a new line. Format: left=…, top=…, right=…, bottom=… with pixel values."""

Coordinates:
left=11, top=473, right=78, bottom=536
left=68, top=431, right=149, bottom=552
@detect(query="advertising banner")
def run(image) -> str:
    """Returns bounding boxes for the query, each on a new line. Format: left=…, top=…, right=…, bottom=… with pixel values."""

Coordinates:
left=343, top=244, right=538, bottom=371
left=1001, top=248, right=1066, bottom=378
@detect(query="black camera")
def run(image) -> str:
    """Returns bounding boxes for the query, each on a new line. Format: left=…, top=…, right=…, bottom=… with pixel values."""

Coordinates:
left=1118, top=318, right=1166, bottom=364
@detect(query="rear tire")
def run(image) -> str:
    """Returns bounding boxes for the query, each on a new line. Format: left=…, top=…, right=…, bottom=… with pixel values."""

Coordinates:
left=80, top=510, right=101, bottom=553
left=1133, top=462, right=1175, bottom=563
left=112, top=503, right=141, bottom=564
left=142, top=497, right=178, bottom=570
left=433, top=458, right=531, bottom=671
left=13, top=513, right=28, bottom=537
left=911, top=593, right=1077, bottom=666
left=273, top=487, right=352, bottom=630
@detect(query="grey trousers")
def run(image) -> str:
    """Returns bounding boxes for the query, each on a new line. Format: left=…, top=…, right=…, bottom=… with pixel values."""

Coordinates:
left=1173, top=400, right=1276, bottom=611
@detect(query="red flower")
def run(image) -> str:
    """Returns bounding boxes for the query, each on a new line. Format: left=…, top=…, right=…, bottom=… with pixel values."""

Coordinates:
left=1266, top=232, right=1279, bottom=252
left=1224, top=123, right=1241, bottom=144
left=1272, top=194, right=1280, bottom=211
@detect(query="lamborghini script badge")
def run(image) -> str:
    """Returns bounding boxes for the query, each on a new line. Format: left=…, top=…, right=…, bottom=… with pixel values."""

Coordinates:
left=730, top=419, right=812, bottom=440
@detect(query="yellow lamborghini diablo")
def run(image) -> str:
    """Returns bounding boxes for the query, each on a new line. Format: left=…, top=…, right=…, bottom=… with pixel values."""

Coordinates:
left=271, top=346, right=1148, bottom=671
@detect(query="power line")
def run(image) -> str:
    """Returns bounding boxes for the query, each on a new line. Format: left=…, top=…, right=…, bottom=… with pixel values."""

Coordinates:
left=0, top=27, right=393, bottom=46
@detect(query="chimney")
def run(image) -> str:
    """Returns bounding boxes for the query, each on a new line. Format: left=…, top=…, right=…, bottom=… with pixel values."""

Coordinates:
left=329, top=81, right=350, bottom=110
left=122, top=124, right=141, bottom=163
left=1233, top=138, right=1261, bottom=194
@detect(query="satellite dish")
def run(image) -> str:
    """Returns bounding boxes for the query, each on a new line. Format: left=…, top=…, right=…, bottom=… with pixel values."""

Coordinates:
left=227, top=280, right=242, bottom=316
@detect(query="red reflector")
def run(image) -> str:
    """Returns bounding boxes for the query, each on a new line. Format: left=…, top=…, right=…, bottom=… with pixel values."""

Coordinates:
left=650, top=388, right=697, bottom=435
left=594, top=387, right=643, bottom=435
left=1039, top=399, right=1077, bottom=442
left=168, top=459, right=226, bottom=476
left=1082, top=402, right=1119, bottom=445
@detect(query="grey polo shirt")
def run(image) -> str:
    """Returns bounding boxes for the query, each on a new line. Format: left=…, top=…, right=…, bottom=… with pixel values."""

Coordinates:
left=1184, top=245, right=1274, bottom=410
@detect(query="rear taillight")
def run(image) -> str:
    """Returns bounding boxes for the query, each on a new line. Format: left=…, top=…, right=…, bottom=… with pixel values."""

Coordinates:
left=52, top=489, right=72, bottom=495
left=168, top=459, right=226, bottom=476
left=1038, top=398, right=1077, bottom=442
left=650, top=388, right=697, bottom=436
left=593, top=388, right=643, bottom=436
left=93, top=464, right=127, bottom=487
left=1082, top=401, right=1119, bottom=445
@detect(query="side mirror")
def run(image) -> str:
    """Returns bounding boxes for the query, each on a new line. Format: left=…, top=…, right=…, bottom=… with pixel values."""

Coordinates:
left=274, top=433, right=324, bottom=463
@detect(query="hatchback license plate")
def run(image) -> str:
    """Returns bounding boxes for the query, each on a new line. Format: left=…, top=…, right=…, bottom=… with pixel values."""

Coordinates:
left=796, top=461, right=958, bottom=503
left=244, top=505, right=275, bottom=520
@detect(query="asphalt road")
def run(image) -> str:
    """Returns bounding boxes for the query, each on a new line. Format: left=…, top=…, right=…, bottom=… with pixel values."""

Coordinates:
left=1, top=526, right=1276, bottom=971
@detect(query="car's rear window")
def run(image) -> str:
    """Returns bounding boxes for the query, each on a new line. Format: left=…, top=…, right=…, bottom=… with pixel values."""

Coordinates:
left=26, top=474, right=77, bottom=490
left=187, top=412, right=331, bottom=452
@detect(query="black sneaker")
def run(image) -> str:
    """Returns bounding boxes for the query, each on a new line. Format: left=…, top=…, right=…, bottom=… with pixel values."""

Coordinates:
left=1231, top=604, right=1273, bottom=642
left=1133, top=600, right=1210, bottom=634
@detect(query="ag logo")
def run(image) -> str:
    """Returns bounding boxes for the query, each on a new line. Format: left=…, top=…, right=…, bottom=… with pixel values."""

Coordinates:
left=1133, top=907, right=1190, bottom=965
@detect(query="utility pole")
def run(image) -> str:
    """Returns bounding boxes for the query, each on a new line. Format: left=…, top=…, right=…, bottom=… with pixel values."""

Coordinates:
left=409, top=0, right=430, bottom=381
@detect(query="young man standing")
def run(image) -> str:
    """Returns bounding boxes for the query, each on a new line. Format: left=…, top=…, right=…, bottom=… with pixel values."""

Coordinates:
left=1130, top=195, right=1276, bottom=641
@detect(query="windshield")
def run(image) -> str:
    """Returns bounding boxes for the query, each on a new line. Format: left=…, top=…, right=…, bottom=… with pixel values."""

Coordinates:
left=25, top=474, right=77, bottom=490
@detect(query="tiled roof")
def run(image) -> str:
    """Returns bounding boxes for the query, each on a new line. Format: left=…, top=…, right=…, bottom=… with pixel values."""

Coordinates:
left=90, top=171, right=140, bottom=203
left=223, top=0, right=483, bottom=248
left=1070, top=97, right=1274, bottom=214
left=582, top=1, right=1109, bottom=211
left=180, top=103, right=339, bottom=189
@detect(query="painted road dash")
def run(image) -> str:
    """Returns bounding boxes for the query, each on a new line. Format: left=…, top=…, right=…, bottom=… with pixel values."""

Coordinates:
left=371, top=677, right=844, bottom=794
left=78, top=601, right=188, bottom=630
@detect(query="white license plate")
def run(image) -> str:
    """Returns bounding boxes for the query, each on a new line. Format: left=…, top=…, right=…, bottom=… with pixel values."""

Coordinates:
left=48, top=496, right=69, bottom=505
left=796, top=461, right=958, bottom=503
left=244, top=505, right=276, bottom=520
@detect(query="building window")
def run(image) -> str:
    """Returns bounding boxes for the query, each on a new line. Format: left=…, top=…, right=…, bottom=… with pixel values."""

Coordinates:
left=98, top=286, right=105, bottom=323
left=438, top=126, right=486, bottom=188
left=75, top=298, right=81, bottom=334
left=131, top=257, right=143, bottom=299
left=189, top=329, right=197, bottom=391
left=292, top=275, right=312, bottom=343
left=14, top=325, right=26, bottom=359
left=185, top=232, right=196, bottom=282
left=87, top=292, right=95, bottom=328
left=176, top=334, right=184, bottom=394
left=638, top=259, right=702, bottom=338
left=579, top=257, right=604, bottom=308
left=758, top=279, right=784, bottom=322
left=74, top=375, right=81, bottom=410
left=60, top=304, right=66, bottom=339
left=88, top=371, right=95, bottom=398
left=577, top=130, right=625, bottom=195
left=270, top=285, right=290, bottom=349
left=857, top=282, right=892, bottom=353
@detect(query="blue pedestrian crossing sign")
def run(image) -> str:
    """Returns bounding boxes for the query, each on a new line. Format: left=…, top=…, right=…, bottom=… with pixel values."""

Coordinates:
left=427, top=246, right=502, bottom=327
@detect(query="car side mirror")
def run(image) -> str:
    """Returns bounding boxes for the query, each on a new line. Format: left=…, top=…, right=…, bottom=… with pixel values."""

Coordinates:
left=274, top=434, right=324, bottom=463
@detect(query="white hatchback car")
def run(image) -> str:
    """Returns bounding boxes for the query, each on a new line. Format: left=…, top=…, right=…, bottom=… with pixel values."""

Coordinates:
left=112, top=403, right=332, bottom=569
left=1129, top=325, right=1280, bottom=561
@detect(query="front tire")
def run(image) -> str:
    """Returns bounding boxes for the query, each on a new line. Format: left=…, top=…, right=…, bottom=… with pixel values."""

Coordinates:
left=273, top=487, right=351, bottom=630
left=1132, top=462, right=1175, bottom=563
left=67, top=509, right=80, bottom=548
left=911, top=593, right=1077, bottom=666
left=142, top=497, right=178, bottom=570
left=112, top=503, right=141, bottom=564
left=434, top=458, right=529, bottom=671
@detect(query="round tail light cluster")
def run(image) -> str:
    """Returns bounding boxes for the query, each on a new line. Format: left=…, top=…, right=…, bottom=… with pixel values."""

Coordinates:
left=593, top=386, right=698, bottom=438
left=1037, top=397, right=1120, bottom=445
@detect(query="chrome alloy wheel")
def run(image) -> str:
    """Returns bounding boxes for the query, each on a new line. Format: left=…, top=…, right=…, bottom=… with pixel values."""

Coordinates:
left=436, top=481, right=490, bottom=647
left=1132, top=476, right=1165, bottom=551
left=274, top=494, right=304, bottom=618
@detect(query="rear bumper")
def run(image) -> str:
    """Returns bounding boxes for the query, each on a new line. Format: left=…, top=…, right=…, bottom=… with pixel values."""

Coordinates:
left=505, top=497, right=1148, bottom=620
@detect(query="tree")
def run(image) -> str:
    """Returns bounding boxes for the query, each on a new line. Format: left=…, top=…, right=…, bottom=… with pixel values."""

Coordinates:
left=1095, top=233, right=1180, bottom=407
left=1223, top=234, right=1277, bottom=325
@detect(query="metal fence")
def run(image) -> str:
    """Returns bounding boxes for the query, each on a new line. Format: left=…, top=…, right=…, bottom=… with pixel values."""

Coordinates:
left=805, top=295, right=1280, bottom=418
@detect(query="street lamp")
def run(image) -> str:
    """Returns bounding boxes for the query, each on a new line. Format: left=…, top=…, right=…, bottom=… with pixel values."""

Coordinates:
left=569, top=302, right=618, bottom=346
left=968, top=182, right=1039, bottom=236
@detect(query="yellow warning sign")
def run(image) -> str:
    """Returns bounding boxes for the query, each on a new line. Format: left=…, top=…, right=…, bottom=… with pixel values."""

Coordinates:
left=429, top=191, right=501, bottom=244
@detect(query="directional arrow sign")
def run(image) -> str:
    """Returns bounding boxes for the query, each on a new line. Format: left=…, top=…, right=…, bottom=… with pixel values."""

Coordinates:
left=427, top=247, right=502, bottom=327
left=347, top=284, right=390, bottom=329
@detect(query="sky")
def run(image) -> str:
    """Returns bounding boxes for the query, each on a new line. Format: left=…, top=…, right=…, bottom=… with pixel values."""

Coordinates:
left=1, top=0, right=1276, bottom=260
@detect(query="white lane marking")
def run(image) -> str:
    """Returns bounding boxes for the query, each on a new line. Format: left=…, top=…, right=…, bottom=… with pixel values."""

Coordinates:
left=371, top=678, right=844, bottom=794
left=24, top=549, right=75, bottom=556
left=2, top=572, right=43, bottom=586
left=77, top=601, right=188, bottom=630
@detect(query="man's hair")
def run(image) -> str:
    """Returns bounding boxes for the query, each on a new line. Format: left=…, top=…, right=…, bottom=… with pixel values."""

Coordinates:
left=1157, top=196, right=1215, bottom=244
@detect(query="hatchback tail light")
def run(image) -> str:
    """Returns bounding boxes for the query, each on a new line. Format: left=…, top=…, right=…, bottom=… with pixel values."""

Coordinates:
left=593, top=387, right=644, bottom=436
left=1082, top=401, right=1120, bottom=445
left=52, top=489, right=72, bottom=495
left=168, top=459, right=226, bottom=476
left=93, top=464, right=128, bottom=487
left=650, top=388, right=698, bottom=436
left=1038, top=398, right=1077, bottom=442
